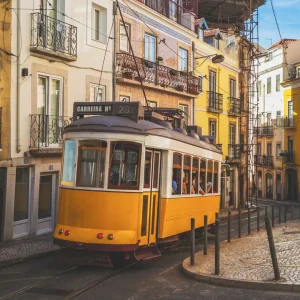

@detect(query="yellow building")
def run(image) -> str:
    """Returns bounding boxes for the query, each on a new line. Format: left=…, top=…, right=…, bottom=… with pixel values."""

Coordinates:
left=282, top=66, right=300, bottom=202
left=194, top=22, right=241, bottom=208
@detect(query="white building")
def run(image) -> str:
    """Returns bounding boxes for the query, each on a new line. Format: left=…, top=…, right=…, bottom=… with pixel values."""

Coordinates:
left=1, top=0, right=114, bottom=240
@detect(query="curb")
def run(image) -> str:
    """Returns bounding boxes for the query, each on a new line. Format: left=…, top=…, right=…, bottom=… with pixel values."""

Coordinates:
left=0, top=248, right=61, bottom=270
left=181, top=259, right=300, bottom=293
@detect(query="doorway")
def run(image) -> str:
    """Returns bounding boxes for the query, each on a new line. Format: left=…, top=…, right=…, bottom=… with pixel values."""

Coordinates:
left=37, top=173, right=57, bottom=234
left=286, top=169, right=297, bottom=201
left=141, top=150, right=161, bottom=245
left=276, top=174, right=282, bottom=200
left=265, top=173, right=273, bottom=199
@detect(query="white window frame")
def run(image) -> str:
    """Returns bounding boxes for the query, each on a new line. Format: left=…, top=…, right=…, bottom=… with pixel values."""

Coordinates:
left=120, top=23, right=130, bottom=52
left=90, top=84, right=106, bottom=102
left=92, top=4, right=107, bottom=44
left=144, top=33, right=156, bottom=62
left=178, top=48, right=188, bottom=72
left=179, top=104, right=188, bottom=125
left=209, top=121, right=216, bottom=137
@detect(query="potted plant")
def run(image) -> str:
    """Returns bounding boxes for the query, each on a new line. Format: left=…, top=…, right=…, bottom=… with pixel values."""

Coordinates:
left=156, top=56, right=163, bottom=63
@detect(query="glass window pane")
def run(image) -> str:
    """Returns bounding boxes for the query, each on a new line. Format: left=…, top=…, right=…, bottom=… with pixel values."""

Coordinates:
left=94, top=9, right=100, bottom=40
left=38, top=77, right=47, bottom=115
left=77, top=140, right=107, bottom=188
left=153, top=152, right=160, bottom=189
left=172, top=153, right=182, bottom=195
left=14, top=168, right=29, bottom=222
left=38, top=175, right=52, bottom=219
left=109, top=143, right=140, bottom=189
left=192, top=158, right=199, bottom=194
left=50, top=79, right=60, bottom=117
left=144, top=151, right=152, bottom=188
left=62, top=140, right=76, bottom=184
left=207, top=160, right=213, bottom=193
left=213, top=162, right=219, bottom=193
left=200, top=159, right=206, bottom=194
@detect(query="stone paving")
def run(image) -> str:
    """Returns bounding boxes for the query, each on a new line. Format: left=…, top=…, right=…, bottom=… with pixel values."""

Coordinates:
left=184, top=221, right=300, bottom=284
left=0, top=233, right=59, bottom=266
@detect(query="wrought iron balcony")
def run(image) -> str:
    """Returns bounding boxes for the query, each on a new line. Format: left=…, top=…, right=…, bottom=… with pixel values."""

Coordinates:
left=275, top=117, right=295, bottom=129
left=207, top=91, right=223, bottom=113
left=227, top=144, right=241, bottom=160
left=253, top=126, right=274, bottom=137
left=254, top=155, right=274, bottom=168
left=228, top=97, right=240, bottom=116
left=30, top=114, right=72, bottom=149
left=116, top=53, right=202, bottom=95
left=280, top=151, right=295, bottom=164
left=143, top=0, right=195, bottom=31
left=30, top=13, right=77, bottom=60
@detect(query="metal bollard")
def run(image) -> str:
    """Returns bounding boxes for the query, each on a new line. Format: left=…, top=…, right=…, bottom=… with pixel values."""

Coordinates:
left=215, top=218, right=220, bottom=275
left=284, top=205, right=287, bottom=223
left=248, top=208, right=251, bottom=235
left=228, top=210, right=231, bottom=243
left=272, top=206, right=275, bottom=227
left=279, top=205, right=281, bottom=224
left=204, top=215, right=208, bottom=255
left=238, top=209, right=241, bottom=238
left=190, top=218, right=195, bottom=266
left=257, top=207, right=260, bottom=231
left=265, top=206, right=268, bottom=229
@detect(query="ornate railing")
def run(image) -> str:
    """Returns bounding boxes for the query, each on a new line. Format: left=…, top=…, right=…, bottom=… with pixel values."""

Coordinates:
left=30, top=115, right=72, bottom=149
left=30, top=13, right=77, bottom=59
left=280, top=151, right=295, bottom=164
left=228, top=144, right=241, bottom=160
left=207, top=91, right=223, bottom=112
left=275, top=117, right=295, bottom=128
left=254, top=155, right=274, bottom=168
left=228, top=97, right=240, bottom=116
left=253, top=126, right=274, bottom=137
left=116, top=53, right=202, bottom=95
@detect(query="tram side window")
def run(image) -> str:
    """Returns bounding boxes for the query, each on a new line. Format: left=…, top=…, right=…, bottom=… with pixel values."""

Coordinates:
left=172, top=153, right=182, bottom=195
left=183, top=155, right=191, bottom=194
left=62, top=140, right=76, bottom=185
left=214, top=161, right=219, bottom=193
left=144, top=151, right=152, bottom=188
left=109, top=142, right=141, bottom=189
left=192, top=158, right=199, bottom=194
left=200, top=159, right=207, bottom=194
left=207, top=160, right=213, bottom=194
left=76, top=140, right=107, bottom=188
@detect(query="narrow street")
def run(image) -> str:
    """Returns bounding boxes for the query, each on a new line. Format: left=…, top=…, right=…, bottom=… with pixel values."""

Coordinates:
left=0, top=203, right=298, bottom=300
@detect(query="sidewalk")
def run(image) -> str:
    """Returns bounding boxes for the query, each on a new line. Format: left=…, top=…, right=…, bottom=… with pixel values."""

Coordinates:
left=0, top=233, right=60, bottom=268
left=182, top=221, right=300, bottom=292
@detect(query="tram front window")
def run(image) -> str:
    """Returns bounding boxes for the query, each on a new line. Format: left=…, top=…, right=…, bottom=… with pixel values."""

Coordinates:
left=109, top=142, right=141, bottom=189
left=76, top=140, right=107, bottom=188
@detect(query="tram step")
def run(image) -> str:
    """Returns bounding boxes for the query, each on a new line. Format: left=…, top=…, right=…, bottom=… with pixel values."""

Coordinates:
left=134, top=245, right=161, bottom=261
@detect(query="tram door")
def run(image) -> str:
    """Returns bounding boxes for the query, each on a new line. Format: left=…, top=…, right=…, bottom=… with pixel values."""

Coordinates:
left=141, top=150, right=161, bottom=245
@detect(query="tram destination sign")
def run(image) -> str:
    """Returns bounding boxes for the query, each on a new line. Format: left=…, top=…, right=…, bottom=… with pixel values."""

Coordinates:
left=73, top=101, right=144, bottom=122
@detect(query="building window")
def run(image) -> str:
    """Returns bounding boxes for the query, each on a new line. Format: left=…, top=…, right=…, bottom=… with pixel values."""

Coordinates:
left=169, top=0, right=178, bottom=22
left=268, top=52, right=273, bottom=61
left=209, top=121, right=216, bottom=137
left=276, top=74, right=280, bottom=92
left=92, top=4, right=107, bottom=43
left=209, top=70, right=216, bottom=93
left=229, top=124, right=235, bottom=145
left=258, top=80, right=261, bottom=96
left=145, top=33, right=156, bottom=62
left=119, top=95, right=130, bottom=102
left=267, top=77, right=271, bottom=94
left=90, top=84, right=105, bottom=102
left=276, top=143, right=281, bottom=159
left=267, top=142, right=272, bottom=156
left=257, top=114, right=261, bottom=126
left=288, top=100, right=294, bottom=119
left=276, top=111, right=281, bottom=126
left=178, top=48, right=188, bottom=72
left=230, top=79, right=236, bottom=97
left=179, top=104, right=188, bottom=125
left=119, top=23, right=130, bottom=52
left=257, top=143, right=261, bottom=155
left=267, top=112, right=272, bottom=126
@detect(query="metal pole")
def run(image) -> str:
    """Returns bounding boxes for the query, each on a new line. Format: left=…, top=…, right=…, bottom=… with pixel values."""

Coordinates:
left=228, top=211, right=231, bottom=243
left=204, top=215, right=208, bottom=255
left=284, top=205, right=287, bottom=223
left=215, top=218, right=220, bottom=275
left=272, top=205, right=275, bottom=227
left=279, top=205, right=281, bottom=224
left=257, top=207, right=260, bottom=231
left=238, top=208, right=241, bottom=238
left=248, top=208, right=251, bottom=234
left=190, top=218, right=195, bottom=266
left=265, top=217, right=280, bottom=280
left=112, top=1, right=117, bottom=101
left=265, top=206, right=268, bottom=229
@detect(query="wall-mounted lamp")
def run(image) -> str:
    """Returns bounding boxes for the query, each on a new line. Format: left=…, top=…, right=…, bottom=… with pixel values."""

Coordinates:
left=21, top=68, right=28, bottom=77
left=195, top=54, right=225, bottom=68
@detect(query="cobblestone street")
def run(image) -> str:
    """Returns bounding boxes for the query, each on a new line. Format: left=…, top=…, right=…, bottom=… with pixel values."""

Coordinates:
left=184, top=221, right=300, bottom=284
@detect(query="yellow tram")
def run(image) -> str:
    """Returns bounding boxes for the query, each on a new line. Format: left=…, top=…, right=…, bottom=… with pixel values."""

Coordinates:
left=54, top=101, right=222, bottom=264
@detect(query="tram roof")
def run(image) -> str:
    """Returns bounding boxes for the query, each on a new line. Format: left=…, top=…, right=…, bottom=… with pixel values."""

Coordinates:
left=64, top=115, right=222, bottom=154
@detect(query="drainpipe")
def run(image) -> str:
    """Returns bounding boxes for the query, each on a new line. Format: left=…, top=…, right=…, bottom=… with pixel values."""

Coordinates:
left=112, top=1, right=117, bottom=101
left=16, top=0, right=21, bottom=153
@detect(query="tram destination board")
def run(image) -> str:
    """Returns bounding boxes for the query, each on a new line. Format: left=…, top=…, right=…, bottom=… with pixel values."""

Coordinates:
left=73, top=101, right=144, bottom=122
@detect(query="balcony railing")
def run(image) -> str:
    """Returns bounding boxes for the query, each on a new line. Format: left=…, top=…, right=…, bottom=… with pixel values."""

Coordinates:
left=228, top=97, right=240, bottom=116
left=253, top=126, right=274, bottom=137
left=274, top=117, right=295, bottom=128
left=254, top=155, right=274, bottom=168
left=30, top=114, right=72, bottom=149
left=280, top=151, right=295, bottom=164
left=228, top=144, right=241, bottom=160
left=30, top=13, right=77, bottom=60
left=143, top=0, right=195, bottom=30
left=116, top=53, right=202, bottom=95
left=207, top=91, right=223, bottom=113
